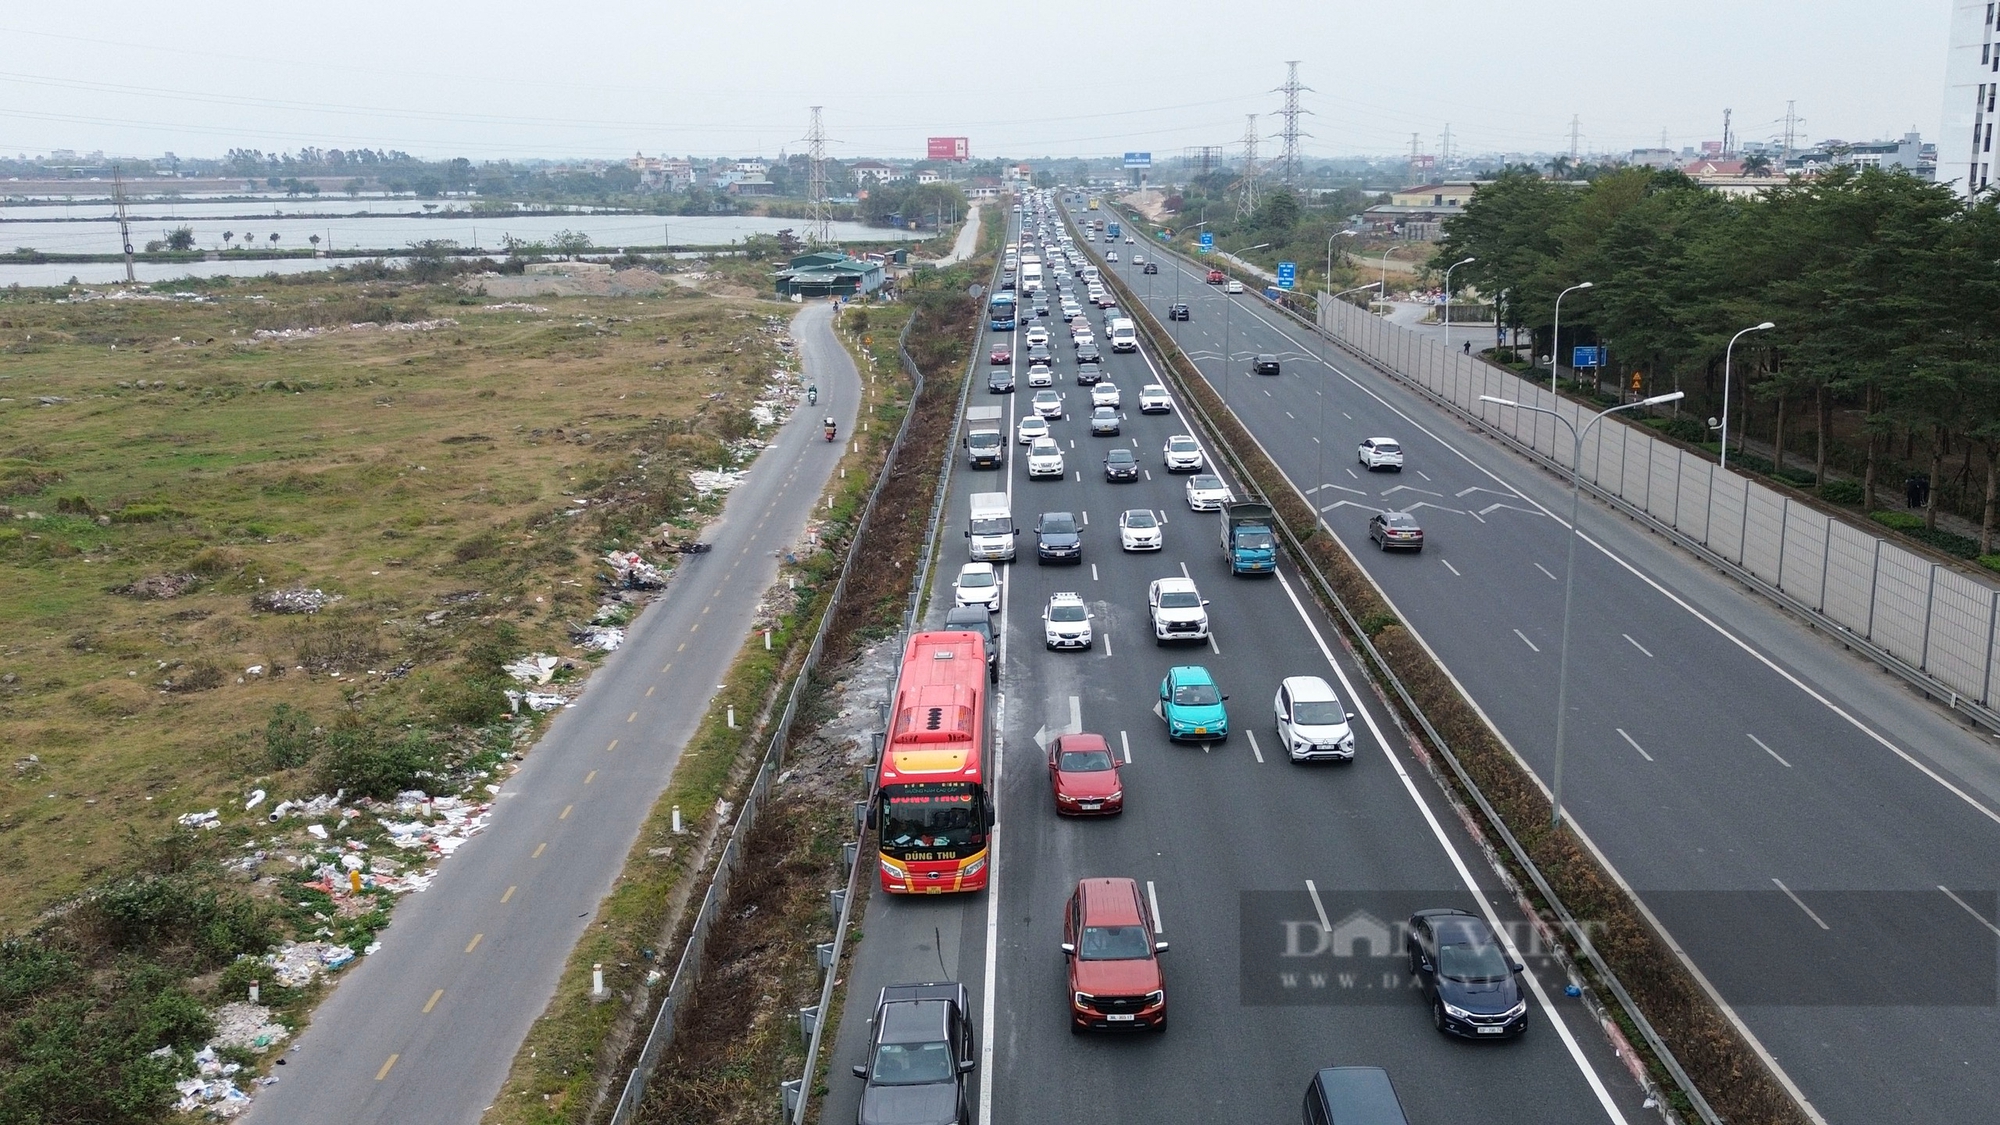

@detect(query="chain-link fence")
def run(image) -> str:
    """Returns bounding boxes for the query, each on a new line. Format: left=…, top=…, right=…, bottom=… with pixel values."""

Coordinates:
left=1317, top=297, right=2000, bottom=728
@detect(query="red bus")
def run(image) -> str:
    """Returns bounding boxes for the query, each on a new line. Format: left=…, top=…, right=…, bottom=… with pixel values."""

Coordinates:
left=875, top=630, right=993, bottom=894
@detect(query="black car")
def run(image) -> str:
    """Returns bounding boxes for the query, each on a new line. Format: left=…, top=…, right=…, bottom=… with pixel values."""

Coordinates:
left=1104, top=448, right=1139, bottom=481
left=1167, top=303, right=1191, bottom=321
left=1075, top=343, right=1103, bottom=365
left=1036, top=511, right=1082, bottom=565
left=943, top=605, right=1001, bottom=682
left=988, top=368, right=1015, bottom=394
left=1405, top=909, right=1527, bottom=1039
left=851, top=982, right=977, bottom=1125
left=1143, top=262, right=1159, bottom=275
left=1027, top=344, right=1052, bottom=366
left=1074, top=362, right=1104, bottom=386
left=1253, top=353, right=1281, bottom=375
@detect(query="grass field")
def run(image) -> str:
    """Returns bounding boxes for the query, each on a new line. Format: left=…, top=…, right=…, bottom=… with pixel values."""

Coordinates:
left=0, top=271, right=793, bottom=924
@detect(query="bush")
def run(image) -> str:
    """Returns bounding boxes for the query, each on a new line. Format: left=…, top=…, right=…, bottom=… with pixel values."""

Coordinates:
left=265, top=704, right=315, bottom=769
left=426, top=670, right=511, bottom=726
left=1643, top=415, right=1709, bottom=443
left=77, top=873, right=273, bottom=966
left=1359, top=611, right=1400, bottom=636
left=1870, top=509, right=1925, bottom=531
left=1871, top=510, right=1982, bottom=558
left=161, top=660, right=223, bottom=693
left=1820, top=479, right=1864, bottom=505
left=316, top=728, right=442, bottom=798
left=0, top=961, right=213, bottom=1125
left=113, top=503, right=180, bottom=523
left=188, top=547, right=246, bottom=576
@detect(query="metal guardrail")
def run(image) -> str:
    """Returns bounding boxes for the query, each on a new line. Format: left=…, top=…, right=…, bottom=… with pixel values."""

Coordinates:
left=1091, top=228, right=1720, bottom=1125
left=606, top=305, right=931, bottom=1125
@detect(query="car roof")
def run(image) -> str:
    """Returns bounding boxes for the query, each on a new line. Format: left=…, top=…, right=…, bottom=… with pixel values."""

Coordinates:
left=1257, top=353, right=1277, bottom=360
left=1076, top=877, right=1145, bottom=924
left=1055, top=732, right=1108, bottom=753
left=1167, top=434, right=1198, bottom=446
left=1106, top=448, right=1135, bottom=459
left=1122, top=507, right=1154, bottom=519
left=1380, top=511, right=1417, bottom=523
left=1169, top=664, right=1216, bottom=684
left=878, top=997, right=953, bottom=1044
left=1143, top=384, right=1167, bottom=392
left=1366, top=436, right=1398, bottom=444
left=1153, top=576, right=1198, bottom=593
left=1281, top=675, right=1339, bottom=702
left=1191, top=474, right=1222, bottom=485
left=1048, top=591, right=1085, bottom=606
left=960, top=562, right=993, bottom=575
left=943, top=605, right=991, bottom=627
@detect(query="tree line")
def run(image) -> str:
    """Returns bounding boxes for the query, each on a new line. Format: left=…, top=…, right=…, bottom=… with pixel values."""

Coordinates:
left=1434, top=167, right=2000, bottom=546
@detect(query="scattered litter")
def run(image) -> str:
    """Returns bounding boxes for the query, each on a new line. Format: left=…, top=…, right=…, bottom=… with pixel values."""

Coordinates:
left=178, top=809, right=221, bottom=830
left=504, top=654, right=560, bottom=684
left=688, top=468, right=745, bottom=495
left=115, top=573, right=201, bottom=599
left=306, top=824, right=328, bottom=840
left=604, top=550, right=667, bottom=589
left=263, top=941, right=356, bottom=988
left=210, top=1001, right=289, bottom=1052
left=244, top=789, right=267, bottom=811
left=245, top=664, right=264, bottom=676
left=573, top=625, right=624, bottom=652
left=505, top=689, right=567, bottom=713
left=482, top=302, right=548, bottom=312
left=252, top=586, right=339, bottom=614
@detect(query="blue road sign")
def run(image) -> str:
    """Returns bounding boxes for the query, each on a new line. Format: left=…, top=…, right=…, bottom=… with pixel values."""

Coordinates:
left=1199, top=231, right=1214, bottom=253
left=1572, top=346, right=1603, bottom=369
left=1276, top=261, right=1297, bottom=290
left=1123, top=151, right=1153, bottom=168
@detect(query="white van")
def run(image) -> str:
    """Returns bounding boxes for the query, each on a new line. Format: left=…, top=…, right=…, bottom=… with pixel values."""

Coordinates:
left=966, top=492, right=1017, bottom=561
left=1109, top=317, right=1137, bottom=353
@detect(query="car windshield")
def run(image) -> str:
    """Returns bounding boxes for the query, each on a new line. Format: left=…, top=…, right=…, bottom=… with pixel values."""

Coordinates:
left=1438, top=941, right=1512, bottom=982
left=1292, top=700, right=1345, bottom=725
left=1158, top=591, right=1201, bottom=609
left=1057, top=748, right=1114, bottom=771
left=1385, top=515, right=1417, bottom=529
left=1173, top=682, right=1221, bottom=706
left=1376, top=442, right=1402, bottom=453
left=1169, top=438, right=1197, bottom=451
left=1079, top=925, right=1154, bottom=961
left=1191, top=476, right=1221, bottom=490
left=1032, top=440, right=1057, bottom=455
left=1049, top=604, right=1087, bottom=622
left=882, top=799, right=978, bottom=848
left=959, top=570, right=993, bottom=588
left=1041, top=515, right=1077, bottom=534
left=1096, top=407, right=1115, bottom=417
left=868, top=1040, right=954, bottom=1086
left=970, top=517, right=1010, bottom=536
left=1237, top=531, right=1274, bottom=549
left=1123, top=510, right=1156, bottom=527
left=1144, top=386, right=1166, bottom=396
left=1108, top=450, right=1134, bottom=463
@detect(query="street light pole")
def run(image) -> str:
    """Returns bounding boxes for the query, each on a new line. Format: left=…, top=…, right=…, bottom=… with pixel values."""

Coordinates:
left=1223, top=242, right=1271, bottom=403
left=1480, top=390, right=1685, bottom=830
left=1325, top=230, right=1355, bottom=332
left=1719, top=321, right=1775, bottom=471
left=1443, top=256, right=1475, bottom=350
left=1549, top=281, right=1594, bottom=395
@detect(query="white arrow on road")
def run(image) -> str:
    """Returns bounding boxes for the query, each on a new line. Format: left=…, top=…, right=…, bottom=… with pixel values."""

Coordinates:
left=1457, top=485, right=1525, bottom=500
left=1478, top=502, right=1549, bottom=519
left=1380, top=484, right=1443, bottom=499
left=1035, top=695, right=1084, bottom=750
left=1306, top=483, right=1368, bottom=497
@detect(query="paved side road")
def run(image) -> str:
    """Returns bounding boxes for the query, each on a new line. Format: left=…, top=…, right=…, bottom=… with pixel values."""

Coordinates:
left=246, top=302, right=860, bottom=1125
left=934, top=204, right=982, bottom=267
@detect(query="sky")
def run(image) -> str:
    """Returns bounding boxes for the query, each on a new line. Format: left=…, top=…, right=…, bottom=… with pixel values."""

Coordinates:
left=0, top=0, right=1955, bottom=164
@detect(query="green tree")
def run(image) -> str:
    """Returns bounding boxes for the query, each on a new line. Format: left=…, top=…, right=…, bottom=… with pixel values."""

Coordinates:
left=164, top=226, right=196, bottom=252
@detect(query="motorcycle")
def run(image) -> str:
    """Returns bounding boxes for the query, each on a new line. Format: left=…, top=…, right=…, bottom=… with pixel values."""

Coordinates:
left=807, top=386, right=818, bottom=406
left=824, top=418, right=838, bottom=442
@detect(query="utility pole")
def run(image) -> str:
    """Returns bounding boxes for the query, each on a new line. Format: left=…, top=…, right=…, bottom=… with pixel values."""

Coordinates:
left=1275, top=61, right=1310, bottom=186
left=1238, top=114, right=1260, bottom=218
left=805, top=106, right=830, bottom=248
left=1569, top=115, right=1582, bottom=165
left=112, top=163, right=135, bottom=283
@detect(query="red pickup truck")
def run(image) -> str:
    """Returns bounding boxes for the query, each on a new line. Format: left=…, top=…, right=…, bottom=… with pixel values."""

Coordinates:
left=1205, top=268, right=1226, bottom=284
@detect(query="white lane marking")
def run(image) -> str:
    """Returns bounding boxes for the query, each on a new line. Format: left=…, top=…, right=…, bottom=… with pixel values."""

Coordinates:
left=1346, top=467, right=1359, bottom=478
left=1271, top=570, right=1628, bottom=1123
left=1144, top=469, right=1152, bottom=480
left=1623, top=634, right=1654, bottom=658
left=1534, top=562, right=1558, bottom=581
left=1747, top=733, right=1792, bottom=768
left=1090, top=563, right=1099, bottom=581
left=1208, top=633, right=1221, bottom=655
left=1069, top=694, right=1082, bottom=736
left=1616, top=728, right=1654, bottom=762
left=1179, top=560, right=1191, bottom=579
left=1312, top=436, right=1320, bottom=443
left=1416, top=470, right=1432, bottom=481
left=1285, top=410, right=1295, bottom=419
left=1246, top=729, right=1264, bottom=763
left=1940, top=885, right=2000, bottom=936
left=1081, top=510, right=1088, bottom=525
left=1303, top=879, right=1333, bottom=933
left=1442, top=559, right=1462, bottom=577
left=1103, top=631, right=1113, bottom=656
left=1342, top=411, right=1353, bottom=420
left=1773, top=878, right=1830, bottom=930
left=1146, top=881, right=1165, bottom=933
left=1513, top=629, right=1541, bottom=652
left=976, top=691, right=1005, bottom=1125
left=1120, top=730, right=1131, bottom=764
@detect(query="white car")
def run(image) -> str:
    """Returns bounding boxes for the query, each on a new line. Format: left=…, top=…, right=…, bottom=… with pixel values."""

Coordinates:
left=1071, top=330, right=1095, bottom=350
left=1133, top=254, right=1145, bottom=265
left=1148, top=576, right=1211, bottom=643
left=1163, top=434, right=1204, bottom=472
left=1124, top=236, right=1135, bottom=245
left=1275, top=676, right=1356, bottom=762
left=1025, top=325, right=1050, bottom=347
left=1225, top=279, right=1245, bottom=294
left=1017, top=415, right=1050, bottom=444
left=1138, top=384, right=1172, bottom=414
left=953, top=562, right=1001, bottom=612
left=1042, top=591, right=1094, bottom=650
left=1091, top=382, right=1121, bottom=408
left=1027, top=362, right=1054, bottom=388
left=1032, top=389, right=1064, bottom=419
left=1105, top=251, right=1119, bottom=262
left=1088, top=289, right=1107, bottom=306
left=1027, top=437, right=1066, bottom=479
left=1119, top=508, right=1163, bottom=551
left=1358, top=437, right=1405, bottom=472
left=1185, top=473, right=1231, bottom=511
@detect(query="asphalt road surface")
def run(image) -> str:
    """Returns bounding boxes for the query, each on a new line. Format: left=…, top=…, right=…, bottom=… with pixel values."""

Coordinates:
left=818, top=203, right=1652, bottom=1125
left=247, top=302, right=860, bottom=1125
left=1103, top=219, right=2000, bottom=1125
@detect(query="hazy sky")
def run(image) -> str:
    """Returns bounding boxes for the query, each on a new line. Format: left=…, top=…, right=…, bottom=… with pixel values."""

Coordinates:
left=0, top=1, right=1953, bottom=163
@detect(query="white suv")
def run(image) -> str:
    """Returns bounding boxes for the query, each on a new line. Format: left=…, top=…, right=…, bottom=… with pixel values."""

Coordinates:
left=1163, top=434, right=1203, bottom=473
left=1042, top=591, right=1094, bottom=650
left=1138, top=385, right=1172, bottom=414
left=1027, top=437, right=1065, bottom=479
left=1357, top=437, right=1405, bottom=472
left=1275, top=676, right=1356, bottom=761
left=1148, top=577, right=1210, bottom=643
left=1184, top=474, right=1231, bottom=511
left=1091, top=383, right=1121, bottom=408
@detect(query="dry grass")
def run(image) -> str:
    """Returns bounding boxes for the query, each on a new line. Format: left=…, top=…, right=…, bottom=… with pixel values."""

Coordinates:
left=0, top=273, right=793, bottom=929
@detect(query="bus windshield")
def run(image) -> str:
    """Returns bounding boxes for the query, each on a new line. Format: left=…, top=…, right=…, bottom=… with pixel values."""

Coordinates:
left=880, top=783, right=985, bottom=850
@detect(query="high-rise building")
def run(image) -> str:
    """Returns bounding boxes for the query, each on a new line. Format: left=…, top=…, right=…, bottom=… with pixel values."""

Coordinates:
left=1943, top=1, right=2000, bottom=196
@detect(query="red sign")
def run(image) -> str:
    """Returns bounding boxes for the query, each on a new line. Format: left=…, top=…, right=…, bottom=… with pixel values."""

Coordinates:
left=927, top=136, right=970, bottom=161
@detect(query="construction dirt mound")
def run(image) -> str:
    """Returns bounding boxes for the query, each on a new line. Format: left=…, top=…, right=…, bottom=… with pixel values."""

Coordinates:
left=467, top=262, right=685, bottom=298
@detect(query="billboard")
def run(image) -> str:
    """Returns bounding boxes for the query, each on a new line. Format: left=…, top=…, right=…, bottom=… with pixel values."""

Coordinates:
left=927, top=136, right=970, bottom=161
left=1123, top=151, right=1152, bottom=168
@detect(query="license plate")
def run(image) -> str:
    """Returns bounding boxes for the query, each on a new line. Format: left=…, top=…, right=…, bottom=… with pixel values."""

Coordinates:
left=925, top=887, right=942, bottom=895
left=1194, top=727, right=1207, bottom=734
left=1080, top=802, right=1101, bottom=810
left=1477, top=1026, right=1504, bottom=1035
left=1106, top=1013, right=1135, bottom=1022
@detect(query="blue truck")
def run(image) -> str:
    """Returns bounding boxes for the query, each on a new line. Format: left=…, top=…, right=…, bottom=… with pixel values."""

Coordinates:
left=1220, top=501, right=1277, bottom=574
left=1106, top=220, right=1122, bottom=241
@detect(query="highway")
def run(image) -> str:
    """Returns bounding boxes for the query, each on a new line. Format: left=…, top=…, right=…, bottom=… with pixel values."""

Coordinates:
left=1099, top=215, right=2000, bottom=1124
left=819, top=201, right=1652, bottom=1125
left=246, top=303, right=861, bottom=1125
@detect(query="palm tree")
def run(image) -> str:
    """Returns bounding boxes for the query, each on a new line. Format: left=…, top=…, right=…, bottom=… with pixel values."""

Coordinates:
left=222, top=230, right=234, bottom=249
left=269, top=232, right=280, bottom=250
left=1547, top=154, right=1574, bottom=180
left=309, top=234, right=322, bottom=257
left=1742, top=153, right=1773, bottom=177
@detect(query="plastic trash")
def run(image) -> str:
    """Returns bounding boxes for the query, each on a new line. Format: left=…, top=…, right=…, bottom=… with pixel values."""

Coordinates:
left=178, top=809, right=221, bottom=829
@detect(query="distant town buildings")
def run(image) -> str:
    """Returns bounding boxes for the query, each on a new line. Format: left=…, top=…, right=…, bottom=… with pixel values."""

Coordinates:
left=1942, top=0, right=1996, bottom=197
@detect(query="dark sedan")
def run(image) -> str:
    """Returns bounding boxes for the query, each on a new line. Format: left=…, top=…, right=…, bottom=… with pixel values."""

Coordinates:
left=1367, top=511, right=1424, bottom=552
left=1167, top=303, right=1191, bottom=321
left=1103, top=448, right=1139, bottom=481
left=1074, top=362, right=1103, bottom=386
left=1036, top=510, right=1083, bottom=565
left=1253, top=353, right=1281, bottom=375
left=987, top=367, right=1015, bottom=394
left=1405, top=909, right=1527, bottom=1039
left=851, top=982, right=977, bottom=1124
left=1143, top=262, right=1159, bottom=275
left=1075, top=343, right=1103, bottom=365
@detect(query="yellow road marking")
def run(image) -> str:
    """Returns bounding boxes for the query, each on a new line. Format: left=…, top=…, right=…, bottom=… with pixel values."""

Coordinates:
left=627, top=711, right=638, bottom=723
left=532, top=842, right=547, bottom=858
left=560, top=804, right=573, bottom=819
left=584, top=770, right=597, bottom=785
left=501, top=885, right=516, bottom=903
left=376, top=1054, right=399, bottom=1081
left=423, top=989, right=443, bottom=1013
left=645, top=685, right=655, bottom=697
left=690, top=623, right=700, bottom=633
left=464, top=933, right=483, bottom=953
left=606, top=739, right=618, bottom=752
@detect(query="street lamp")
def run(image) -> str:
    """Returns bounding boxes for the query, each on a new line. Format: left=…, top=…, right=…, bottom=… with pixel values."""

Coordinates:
left=1380, top=247, right=1393, bottom=297
left=1442, top=256, right=1475, bottom=350
left=1325, top=230, right=1356, bottom=328
left=1549, top=282, right=1594, bottom=394
left=1479, top=390, right=1685, bottom=830
left=1718, top=321, right=1775, bottom=471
